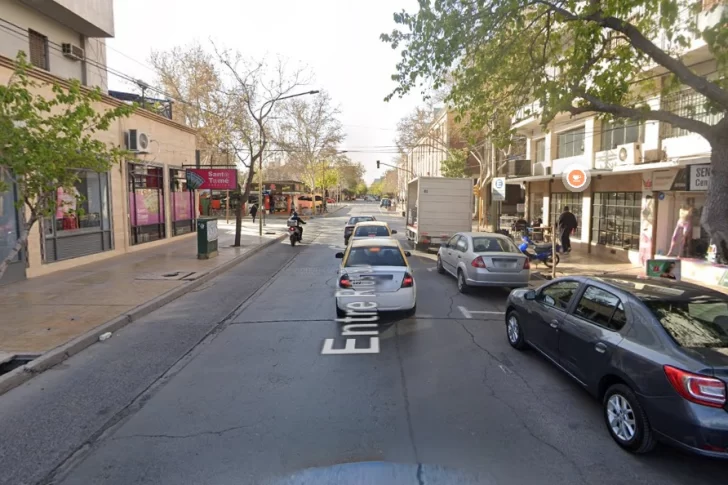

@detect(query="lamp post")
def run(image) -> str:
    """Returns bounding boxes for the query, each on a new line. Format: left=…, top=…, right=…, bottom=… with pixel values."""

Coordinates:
left=257, top=90, right=319, bottom=236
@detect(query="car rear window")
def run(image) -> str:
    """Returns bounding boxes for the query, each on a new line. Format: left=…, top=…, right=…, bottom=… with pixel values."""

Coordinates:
left=471, top=237, right=520, bottom=254
left=345, top=247, right=405, bottom=267
left=354, top=226, right=390, bottom=237
left=348, top=217, right=374, bottom=225
left=643, top=299, right=728, bottom=348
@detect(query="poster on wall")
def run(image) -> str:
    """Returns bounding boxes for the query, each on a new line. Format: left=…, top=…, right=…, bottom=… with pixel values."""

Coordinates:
left=185, top=169, right=238, bottom=190
left=646, top=259, right=681, bottom=281
left=130, top=189, right=162, bottom=226
left=173, top=192, right=192, bottom=221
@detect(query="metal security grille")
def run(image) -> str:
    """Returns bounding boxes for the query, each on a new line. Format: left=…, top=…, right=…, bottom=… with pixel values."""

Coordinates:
left=28, top=30, right=49, bottom=70
left=592, top=192, right=642, bottom=250
left=661, top=89, right=724, bottom=139
left=550, top=192, right=583, bottom=237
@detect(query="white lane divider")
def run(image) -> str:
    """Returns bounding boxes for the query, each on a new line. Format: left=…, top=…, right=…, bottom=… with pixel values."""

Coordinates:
left=458, top=306, right=505, bottom=319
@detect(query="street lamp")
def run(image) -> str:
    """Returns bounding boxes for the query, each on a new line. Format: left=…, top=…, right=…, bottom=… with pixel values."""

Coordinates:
left=258, top=90, right=320, bottom=236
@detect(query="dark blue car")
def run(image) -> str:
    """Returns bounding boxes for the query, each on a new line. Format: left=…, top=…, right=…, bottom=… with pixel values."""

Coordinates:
left=505, top=275, right=728, bottom=457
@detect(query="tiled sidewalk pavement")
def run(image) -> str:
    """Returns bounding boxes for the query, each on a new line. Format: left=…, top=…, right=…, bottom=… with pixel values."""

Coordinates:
left=0, top=220, right=287, bottom=357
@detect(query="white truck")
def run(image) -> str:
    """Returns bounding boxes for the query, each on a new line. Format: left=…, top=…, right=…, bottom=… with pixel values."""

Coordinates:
left=405, top=177, right=474, bottom=251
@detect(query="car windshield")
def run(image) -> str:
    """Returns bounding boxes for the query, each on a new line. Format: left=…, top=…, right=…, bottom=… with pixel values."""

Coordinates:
left=354, top=226, right=389, bottom=237
left=643, top=298, right=728, bottom=348
left=348, top=216, right=374, bottom=225
left=471, top=237, right=520, bottom=254
left=345, top=246, right=405, bottom=267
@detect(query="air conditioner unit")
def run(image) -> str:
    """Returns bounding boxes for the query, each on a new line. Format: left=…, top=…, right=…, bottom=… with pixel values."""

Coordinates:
left=616, top=142, right=642, bottom=166
left=61, top=43, right=84, bottom=61
left=125, top=129, right=150, bottom=152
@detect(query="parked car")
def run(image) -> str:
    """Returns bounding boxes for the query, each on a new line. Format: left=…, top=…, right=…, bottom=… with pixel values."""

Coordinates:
left=343, top=216, right=377, bottom=245
left=380, top=198, right=391, bottom=208
left=335, top=238, right=415, bottom=317
left=350, top=221, right=396, bottom=243
left=505, top=275, right=728, bottom=457
left=437, top=232, right=530, bottom=292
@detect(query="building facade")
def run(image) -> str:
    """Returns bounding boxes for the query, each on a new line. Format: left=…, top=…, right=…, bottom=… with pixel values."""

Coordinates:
left=0, top=0, right=197, bottom=286
left=506, top=1, right=725, bottom=282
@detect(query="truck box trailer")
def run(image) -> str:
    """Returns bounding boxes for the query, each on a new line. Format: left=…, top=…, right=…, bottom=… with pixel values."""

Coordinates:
left=405, top=177, right=474, bottom=251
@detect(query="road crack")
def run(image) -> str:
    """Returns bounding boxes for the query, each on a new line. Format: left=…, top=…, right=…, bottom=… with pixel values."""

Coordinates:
left=111, top=424, right=254, bottom=441
left=395, top=323, right=420, bottom=464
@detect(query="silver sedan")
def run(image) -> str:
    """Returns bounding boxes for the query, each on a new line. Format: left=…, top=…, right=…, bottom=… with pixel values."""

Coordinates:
left=436, top=232, right=530, bottom=293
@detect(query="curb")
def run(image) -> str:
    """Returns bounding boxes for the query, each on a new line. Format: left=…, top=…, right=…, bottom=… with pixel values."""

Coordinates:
left=0, top=234, right=287, bottom=397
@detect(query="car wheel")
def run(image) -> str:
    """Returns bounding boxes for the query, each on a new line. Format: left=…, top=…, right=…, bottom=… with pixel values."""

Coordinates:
left=335, top=302, right=347, bottom=319
left=603, top=384, right=656, bottom=454
left=436, top=256, right=445, bottom=274
left=457, top=270, right=469, bottom=294
left=290, top=237, right=296, bottom=247
left=506, top=310, right=527, bottom=350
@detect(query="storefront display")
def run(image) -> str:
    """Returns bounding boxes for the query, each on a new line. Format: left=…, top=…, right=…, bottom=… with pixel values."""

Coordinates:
left=550, top=192, right=582, bottom=236
left=129, top=163, right=166, bottom=245
left=43, top=170, right=112, bottom=262
left=592, top=192, right=642, bottom=250
left=170, top=168, right=195, bottom=236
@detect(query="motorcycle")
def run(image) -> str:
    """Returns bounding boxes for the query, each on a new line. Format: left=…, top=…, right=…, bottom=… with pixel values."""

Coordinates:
left=518, top=234, right=560, bottom=268
left=288, top=219, right=303, bottom=246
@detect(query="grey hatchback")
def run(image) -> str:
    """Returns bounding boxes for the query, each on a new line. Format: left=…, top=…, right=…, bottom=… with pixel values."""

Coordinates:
left=506, top=275, right=728, bottom=457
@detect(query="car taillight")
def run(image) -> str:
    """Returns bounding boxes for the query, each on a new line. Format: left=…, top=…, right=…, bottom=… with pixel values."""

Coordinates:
left=664, top=365, right=727, bottom=408
left=523, top=258, right=530, bottom=270
left=471, top=256, right=486, bottom=268
left=339, top=275, right=352, bottom=289
left=401, top=272, right=414, bottom=288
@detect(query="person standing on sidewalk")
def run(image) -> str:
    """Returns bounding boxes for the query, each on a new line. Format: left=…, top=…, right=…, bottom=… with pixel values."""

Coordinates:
left=250, top=203, right=258, bottom=223
left=558, top=206, right=578, bottom=254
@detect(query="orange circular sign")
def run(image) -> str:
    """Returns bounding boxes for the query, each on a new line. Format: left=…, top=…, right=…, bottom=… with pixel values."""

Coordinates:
left=567, top=168, right=587, bottom=189
left=562, top=164, right=591, bottom=192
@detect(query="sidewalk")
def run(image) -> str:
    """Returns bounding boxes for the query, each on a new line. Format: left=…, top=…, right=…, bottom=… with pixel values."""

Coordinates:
left=0, top=220, right=287, bottom=357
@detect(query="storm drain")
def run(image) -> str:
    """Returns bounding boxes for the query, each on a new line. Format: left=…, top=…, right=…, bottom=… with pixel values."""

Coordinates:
left=0, top=354, right=40, bottom=377
left=135, top=271, right=198, bottom=281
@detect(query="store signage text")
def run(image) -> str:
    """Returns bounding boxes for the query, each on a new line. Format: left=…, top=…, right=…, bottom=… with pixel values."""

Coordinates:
left=185, top=169, right=238, bottom=190
left=689, top=164, right=710, bottom=191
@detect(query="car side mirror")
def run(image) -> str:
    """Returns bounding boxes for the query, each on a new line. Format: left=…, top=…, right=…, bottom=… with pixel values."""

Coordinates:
left=404, top=251, right=411, bottom=257
left=391, top=230, right=398, bottom=234
left=335, top=252, right=344, bottom=259
left=524, top=290, right=536, bottom=301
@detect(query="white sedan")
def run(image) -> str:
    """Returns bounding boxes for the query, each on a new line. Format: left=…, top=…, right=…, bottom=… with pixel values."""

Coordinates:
left=334, top=238, right=416, bottom=318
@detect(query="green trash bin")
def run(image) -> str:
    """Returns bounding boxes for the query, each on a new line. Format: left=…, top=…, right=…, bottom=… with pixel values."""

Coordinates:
left=197, top=217, right=219, bottom=259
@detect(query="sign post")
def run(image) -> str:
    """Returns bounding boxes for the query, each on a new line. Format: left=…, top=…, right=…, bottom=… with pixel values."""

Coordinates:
left=491, top=177, right=506, bottom=202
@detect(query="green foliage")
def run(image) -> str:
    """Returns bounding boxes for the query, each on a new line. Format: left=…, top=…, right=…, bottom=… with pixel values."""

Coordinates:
left=382, top=0, right=728, bottom=141
left=441, top=148, right=468, bottom=178
left=355, top=181, right=368, bottom=196
left=0, top=52, right=134, bottom=264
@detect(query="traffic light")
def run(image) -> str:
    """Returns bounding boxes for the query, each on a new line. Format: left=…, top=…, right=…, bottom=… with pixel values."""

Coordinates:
left=376, top=160, right=380, bottom=169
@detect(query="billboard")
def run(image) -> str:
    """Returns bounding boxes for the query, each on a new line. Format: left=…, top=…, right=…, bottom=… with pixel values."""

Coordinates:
left=185, top=169, right=238, bottom=190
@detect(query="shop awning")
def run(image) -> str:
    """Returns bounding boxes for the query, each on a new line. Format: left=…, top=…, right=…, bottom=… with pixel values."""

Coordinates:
left=505, top=170, right=612, bottom=184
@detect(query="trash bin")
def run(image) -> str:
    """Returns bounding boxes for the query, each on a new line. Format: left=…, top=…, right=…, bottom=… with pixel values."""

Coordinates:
left=197, top=217, right=219, bottom=259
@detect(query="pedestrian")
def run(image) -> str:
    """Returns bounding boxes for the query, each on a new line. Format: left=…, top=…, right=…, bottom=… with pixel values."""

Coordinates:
left=557, top=206, right=578, bottom=254
left=250, top=203, right=258, bottom=223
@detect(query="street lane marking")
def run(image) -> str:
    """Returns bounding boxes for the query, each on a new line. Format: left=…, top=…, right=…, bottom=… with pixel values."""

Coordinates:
left=321, top=337, right=380, bottom=354
left=458, top=306, right=505, bottom=319
left=426, top=267, right=436, bottom=272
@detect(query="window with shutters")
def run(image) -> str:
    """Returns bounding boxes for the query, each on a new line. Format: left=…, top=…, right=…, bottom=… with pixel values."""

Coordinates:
left=28, top=30, right=49, bottom=70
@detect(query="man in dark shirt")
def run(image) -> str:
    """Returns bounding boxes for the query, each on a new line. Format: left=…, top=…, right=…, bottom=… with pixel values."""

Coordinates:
left=557, top=206, right=578, bottom=253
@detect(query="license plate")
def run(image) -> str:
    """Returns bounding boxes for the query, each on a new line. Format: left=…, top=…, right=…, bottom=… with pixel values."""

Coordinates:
left=493, top=259, right=517, bottom=269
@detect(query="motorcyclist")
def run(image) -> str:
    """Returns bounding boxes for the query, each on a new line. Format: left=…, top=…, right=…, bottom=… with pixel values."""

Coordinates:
left=289, top=209, right=307, bottom=239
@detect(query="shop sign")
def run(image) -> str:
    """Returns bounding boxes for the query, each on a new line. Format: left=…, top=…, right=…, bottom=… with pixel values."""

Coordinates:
left=641, top=172, right=652, bottom=191
left=688, top=164, right=711, bottom=191
left=185, top=169, right=238, bottom=190
left=671, top=168, right=688, bottom=191
left=646, top=259, right=681, bottom=281
left=651, top=169, right=678, bottom=191
left=492, top=177, right=506, bottom=201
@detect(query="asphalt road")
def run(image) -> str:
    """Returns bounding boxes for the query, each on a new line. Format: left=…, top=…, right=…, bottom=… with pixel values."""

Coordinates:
left=1, top=202, right=726, bottom=485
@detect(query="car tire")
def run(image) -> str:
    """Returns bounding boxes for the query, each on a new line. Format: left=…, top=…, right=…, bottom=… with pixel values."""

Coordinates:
left=436, top=256, right=445, bottom=274
left=603, top=384, right=656, bottom=454
left=405, top=304, right=416, bottom=318
left=457, top=269, right=469, bottom=294
left=506, top=310, right=527, bottom=350
left=335, top=302, right=347, bottom=319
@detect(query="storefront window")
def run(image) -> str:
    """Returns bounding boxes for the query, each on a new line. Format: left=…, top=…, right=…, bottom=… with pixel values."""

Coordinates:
left=592, top=192, right=641, bottom=250
left=43, top=170, right=112, bottom=262
left=550, top=192, right=583, bottom=237
left=667, top=193, right=710, bottom=260
left=170, top=168, right=194, bottom=236
left=128, top=163, right=165, bottom=245
left=556, top=127, right=585, bottom=159
left=0, top=170, right=20, bottom=264
left=601, top=120, right=643, bottom=150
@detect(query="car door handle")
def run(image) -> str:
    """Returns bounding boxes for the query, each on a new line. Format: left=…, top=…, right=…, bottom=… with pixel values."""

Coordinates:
left=457, top=255, right=461, bottom=259
left=549, top=320, right=559, bottom=329
left=595, top=343, right=607, bottom=354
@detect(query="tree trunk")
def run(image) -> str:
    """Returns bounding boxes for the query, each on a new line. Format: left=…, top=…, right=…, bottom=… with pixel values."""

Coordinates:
left=701, top=138, right=728, bottom=263
left=0, top=216, right=35, bottom=281
left=234, top=161, right=258, bottom=247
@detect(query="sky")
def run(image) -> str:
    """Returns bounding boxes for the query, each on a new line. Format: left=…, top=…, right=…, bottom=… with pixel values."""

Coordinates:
left=106, top=0, right=422, bottom=184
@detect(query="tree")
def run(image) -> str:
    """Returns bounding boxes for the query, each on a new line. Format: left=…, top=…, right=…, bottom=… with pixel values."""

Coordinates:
left=275, top=91, right=344, bottom=194
left=214, top=46, right=311, bottom=245
left=441, top=148, right=468, bottom=178
left=150, top=42, right=231, bottom=165
left=0, top=53, right=133, bottom=279
left=355, top=181, right=368, bottom=196
left=383, top=0, right=728, bottom=256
